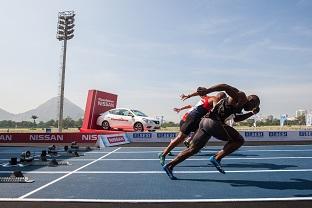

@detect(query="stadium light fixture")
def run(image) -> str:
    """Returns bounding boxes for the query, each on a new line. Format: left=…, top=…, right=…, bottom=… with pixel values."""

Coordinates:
left=56, top=11, right=76, bottom=133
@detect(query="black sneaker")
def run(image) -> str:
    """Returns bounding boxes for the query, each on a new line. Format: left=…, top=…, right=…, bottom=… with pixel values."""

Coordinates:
left=162, top=164, right=177, bottom=180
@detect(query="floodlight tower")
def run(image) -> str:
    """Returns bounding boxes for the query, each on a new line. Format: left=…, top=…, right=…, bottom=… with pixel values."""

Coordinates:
left=56, top=11, right=75, bottom=132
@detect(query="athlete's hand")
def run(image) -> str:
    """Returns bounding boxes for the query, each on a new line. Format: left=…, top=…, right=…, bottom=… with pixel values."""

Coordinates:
left=180, top=94, right=189, bottom=101
left=197, top=87, right=208, bottom=96
left=173, top=108, right=181, bottom=113
left=252, top=106, right=260, bottom=115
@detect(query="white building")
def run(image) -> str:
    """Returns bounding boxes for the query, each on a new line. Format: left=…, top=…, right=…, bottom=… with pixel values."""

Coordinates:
left=306, top=111, right=312, bottom=126
left=296, top=109, right=307, bottom=118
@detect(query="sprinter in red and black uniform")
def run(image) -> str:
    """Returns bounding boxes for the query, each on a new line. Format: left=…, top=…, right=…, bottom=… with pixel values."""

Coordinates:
left=158, top=92, right=226, bottom=166
left=163, top=84, right=260, bottom=180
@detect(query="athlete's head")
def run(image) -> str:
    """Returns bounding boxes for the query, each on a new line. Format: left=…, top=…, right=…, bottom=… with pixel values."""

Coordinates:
left=243, top=95, right=260, bottom=111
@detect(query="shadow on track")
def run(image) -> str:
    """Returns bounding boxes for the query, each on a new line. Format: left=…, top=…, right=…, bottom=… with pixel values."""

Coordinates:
left=179, top=162, right=297, bottom=170
left=177, top=178, right=312, bottom=191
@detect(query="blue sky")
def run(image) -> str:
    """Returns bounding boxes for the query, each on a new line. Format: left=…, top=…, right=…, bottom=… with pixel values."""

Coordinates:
left=0, top=0, right=311, bottom=122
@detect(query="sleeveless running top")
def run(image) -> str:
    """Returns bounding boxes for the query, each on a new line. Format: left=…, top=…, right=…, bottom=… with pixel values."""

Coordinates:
left=188, top=96, right=213, bottom=119
left=207, top=98, right=242, bottom=123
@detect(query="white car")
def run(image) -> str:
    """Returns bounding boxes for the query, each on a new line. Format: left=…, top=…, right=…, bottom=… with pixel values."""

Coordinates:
left=96, top=108, right=161, bottom=132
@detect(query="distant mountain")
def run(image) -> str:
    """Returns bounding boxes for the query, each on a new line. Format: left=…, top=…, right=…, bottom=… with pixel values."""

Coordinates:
left=0, top=97, right=84, bottom=122
left=0, top=108, right=15, bottom=121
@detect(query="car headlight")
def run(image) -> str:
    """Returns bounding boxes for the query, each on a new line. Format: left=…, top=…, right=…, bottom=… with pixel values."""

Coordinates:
left=142, top=118, right=153, bottom=124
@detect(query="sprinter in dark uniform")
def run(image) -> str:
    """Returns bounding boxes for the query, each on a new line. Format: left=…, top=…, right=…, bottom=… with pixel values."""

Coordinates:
left=158, top=92, right=226, bottom=166
left=163, top=84, right=260, bottom=180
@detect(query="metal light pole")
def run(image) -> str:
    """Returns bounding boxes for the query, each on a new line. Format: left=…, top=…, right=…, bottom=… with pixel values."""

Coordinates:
left=56, top=11, right=75, bottom=132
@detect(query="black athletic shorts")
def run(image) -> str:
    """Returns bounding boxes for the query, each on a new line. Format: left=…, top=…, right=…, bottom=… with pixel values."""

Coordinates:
left=180, top=115, right=201, bottom=136
left=191, top=117, right=244, bottom=149
left=179, top=120, right=185, bottom=130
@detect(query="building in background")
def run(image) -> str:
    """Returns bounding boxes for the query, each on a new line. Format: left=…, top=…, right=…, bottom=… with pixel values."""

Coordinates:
left=296, top=109, right=307, bottom=118
left=280, top=114, right=288, bottom=127
left=306, top=111, right=312, bottom=127
left=266, top=115, right=274, bottom=122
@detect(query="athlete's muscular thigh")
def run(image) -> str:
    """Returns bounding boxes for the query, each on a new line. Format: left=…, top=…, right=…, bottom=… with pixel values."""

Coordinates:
left=211, top=122, right=242, bottom=142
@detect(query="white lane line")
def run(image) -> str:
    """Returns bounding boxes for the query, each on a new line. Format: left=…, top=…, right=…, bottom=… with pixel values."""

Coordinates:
left=1, top=148, right=312, bottom=155
left=121, top=144, right=312, bottom=148
left=2, top=156, right=312, bottom=162
left=245, top=149, right=312, bottom=152
left=18, top=147, right=121, bottom=199
left=0, top=171, right=69, bottom=174
left=1, top=169, right=312, bottom=175
left=84, top=149, right=312, bottom=154
left=0, top=151, right=112, bottom=155
left=0, top=197, right=312, bottom=203
left=99, top=156, right=312, bottom=160
left=64, top=169, right=312, bottom=174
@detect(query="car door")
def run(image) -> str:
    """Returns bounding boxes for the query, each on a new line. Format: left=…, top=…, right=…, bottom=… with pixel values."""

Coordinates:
left=117, top=109, right=133, bottom=129
left=106, top=109, right=120, bottom=128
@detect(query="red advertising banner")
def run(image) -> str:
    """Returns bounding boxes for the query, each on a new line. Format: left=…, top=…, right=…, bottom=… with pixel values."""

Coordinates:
left=0, top=133, right=102, bottom=144
left=81, top=90, right=118, bottom=130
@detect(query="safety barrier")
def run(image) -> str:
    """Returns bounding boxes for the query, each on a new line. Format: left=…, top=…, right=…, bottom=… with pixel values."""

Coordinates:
left=125, top=130, right=312, bottom=142
left=1, top=130, right=312, bottom=146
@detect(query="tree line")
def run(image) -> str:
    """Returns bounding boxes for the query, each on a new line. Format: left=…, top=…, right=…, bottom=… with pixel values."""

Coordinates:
left=0, top=117, right=83, bottom=129
left=161, top=115, right=307, bottom=128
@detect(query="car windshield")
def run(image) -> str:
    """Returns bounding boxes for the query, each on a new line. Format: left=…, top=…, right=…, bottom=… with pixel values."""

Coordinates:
left=131, top=110, right=148, bottom=117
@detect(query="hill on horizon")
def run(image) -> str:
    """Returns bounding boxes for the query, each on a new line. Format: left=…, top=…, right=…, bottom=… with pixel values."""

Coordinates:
left=0, top=97, right=84, bottom=122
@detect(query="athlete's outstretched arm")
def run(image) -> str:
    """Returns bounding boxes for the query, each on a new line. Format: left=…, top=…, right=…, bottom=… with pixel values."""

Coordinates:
left=173, top=105, right=192, bottom=113
left=234, top=112, right=254, bottom=122
left=234, top=107, right=260, bottom=122
left=180, top=91, right=200, bottom=101
left=197, top=84, right=239, bottom=98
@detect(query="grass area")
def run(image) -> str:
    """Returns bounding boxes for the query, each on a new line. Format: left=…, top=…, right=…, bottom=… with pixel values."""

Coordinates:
left=0, top=128, right=80, bottom=133
left=159, top=125, right=312, bottom=132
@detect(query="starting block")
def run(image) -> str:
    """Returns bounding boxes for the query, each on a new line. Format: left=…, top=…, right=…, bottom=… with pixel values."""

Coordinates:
left=0, top=171, right=34, bottom=183
left=20, top=151, right=34, bottom=163
left=1, top=150, right=70, bottom=167
left=48, top=145, right=58, bottom=156
left=1, top=157, right=25, bottom=167
left=64, top=142, right=93, bottom=153
left=24, top=159, right=70, bottom=167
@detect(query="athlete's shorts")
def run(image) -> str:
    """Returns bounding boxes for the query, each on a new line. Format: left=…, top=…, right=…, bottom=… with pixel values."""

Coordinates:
left=179, top=120, right=185, bottom=130
left=180, top=115, right=201, bottom=136
left=191, top=117, right=244, bottom=149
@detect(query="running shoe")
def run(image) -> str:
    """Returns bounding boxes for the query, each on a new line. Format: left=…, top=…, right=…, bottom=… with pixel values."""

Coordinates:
left=209, top=156, right=225, bottom=174
left=158, top=152, right=165, bottom=166
left=168, top=151, right=174, bottom=156
left=184, top=140, right=190, bottom=148
left=162, top=164, right=177, bottom=180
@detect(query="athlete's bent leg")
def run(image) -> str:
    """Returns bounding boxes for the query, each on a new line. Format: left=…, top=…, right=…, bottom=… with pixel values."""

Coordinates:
left=162, top=132, right=187, bottom=156
left=212, top=125, right=245, bottom=161
left=166, top=127, right=210, bottom=170
left=215, top=137, right=244, bottom=161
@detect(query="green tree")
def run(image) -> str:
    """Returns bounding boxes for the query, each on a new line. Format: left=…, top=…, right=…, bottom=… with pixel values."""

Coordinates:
left=297, top=115, right=306, bottom=125
left=63, top=117, right=75, bottom=129
left=46, top=119, right=57, bottom=128
left=161, top=121, right=178, bottom=128
left=31, top=115, right=38, bottom=127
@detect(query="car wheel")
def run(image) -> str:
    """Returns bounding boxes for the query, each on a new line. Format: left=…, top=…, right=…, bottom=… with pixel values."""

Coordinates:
left=102, top=121, right=110, bottom=130
left=133, top=122, right=144, bottom=132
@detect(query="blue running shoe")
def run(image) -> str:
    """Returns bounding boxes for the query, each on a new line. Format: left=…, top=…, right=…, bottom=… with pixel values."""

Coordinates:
left=209, top=156, right=225, bottom=174
left=162, top=164, right=177, bottom=180
left=158, top=152, right=165, bottom=166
